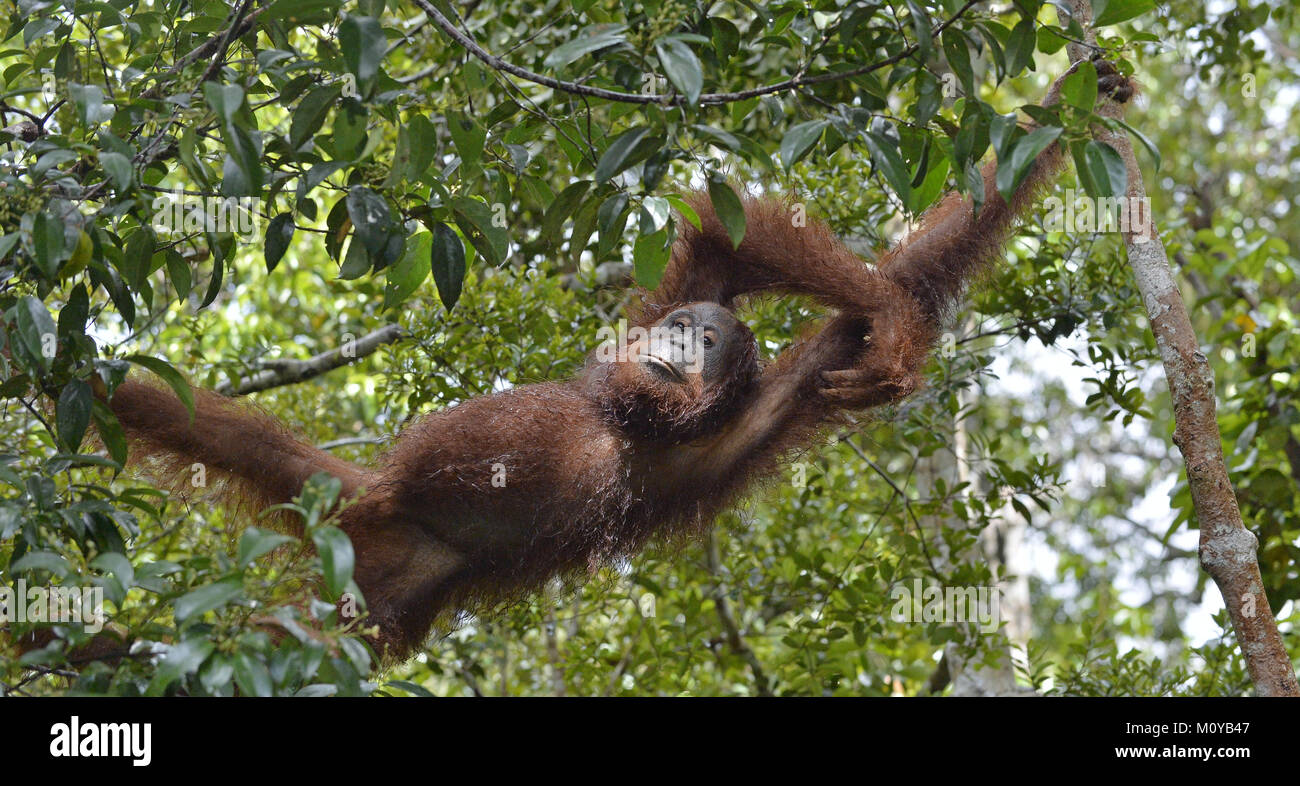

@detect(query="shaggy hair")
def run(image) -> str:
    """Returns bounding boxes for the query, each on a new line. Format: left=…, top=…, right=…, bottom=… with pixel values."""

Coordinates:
left=102, top=63, right=1134, bottom=662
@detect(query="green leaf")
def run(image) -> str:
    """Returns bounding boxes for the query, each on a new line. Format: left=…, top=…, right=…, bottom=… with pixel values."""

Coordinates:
left=174, top=576, right=244, bottom=622
left=1004, top=17, right=1036, bottom=76
left=655, top=37, right=703, bottom=105
left=124, top=354, right=195, bottom=424
left=339, top=236, right=372, bottom=279
left=99, top=151, right=133, bottom=191
left=384, top=230, right=432, bottom=311
left=203, top=82, right=244, bottom=125
left=199, top=252, right=225, bottom=309
left=711, top=17, right=740, bottom=61
left=449, top=197, right=508, bottom=265
left=640, top=196, right=670, bottom=233
left=907, top=155, right=950, bottom=215
left=91, top=401, right=128, bottom=467
left=10, top=550, right=73, bottom=578
left=1095, top=0, right=1155, bottom=26
left=996, top=126, right=1062, bottom=203
left=1068, top=140, right=1096, bottom=196
left=291, top=85, right=341, bottom=150
left=385, top=679, right=437, bottom=697
left=222, top=132, right=264, bottom=194
left=863, top=132, right=913, bottom=206
left=68, top=83, right=113, bottom=125
left=266, top=0, right=341, bottom=23
left=405, top=114, right=437, bottom=180
left=505, top=143, right=530, bottom=173
left=598, top=192, right=630, bottom=237
left=312, top=526, right=355, bottom=598
left=665, top=195, right=701, bottom=230
left=147, top=638, right=215, bottom=696
left=0, top=233, right=20, bottom=266
left=597, top=192, right=630, bottom=257
left=30, top=212, right=66, bottom=280
left=23, top=17, right=60, bottom=45
left=692, top=124, right=740, bottom=151
left=1082, top=140, right=1128, bottom=199
left=238, top=526, right=294, bottom=568
left=779, top=120, right=827, bottom=169
left=338, top=14, right=386, bottom=97
left=346, top=185, right=393, bottom=260
left=913, top=70, right=941, bottom=123
left=56, top=379, right=93, bottom=452
left=594, top=126, right=655, bottom=182
left=332, top=98, right=368, bottom=158
left=543, top=24, right=627, bottom=68
left=633, top=229, right=671, bottom=288
left=232, top=651, right=273, bottom=697
left=265, top=214, right=296, bottom=272
left=1061, top=60, right=1098, bottom=111
left=429, top=223, right=467, bottom=310
left=205, top=83, right=263, bottom=196
left=1036, top=25, right=1068, bottom=54
left=640, top=147, right=674, bottom=190
left=989, top=111, right=1020, bottom=162
left=706, top=177, right=746, bottom=249
left=199, top=655, right=235, bottom=694
left=122, top=227, right=155, bottom=291
left=941, top=29, right=974, bottom=94
left=384, top=122, right=413, bottom=188
left=906, top=0, right=934, bottom=62
left=15, top=295, right=56, bottom=374
left=540, top=181, right=591, bottom=244
left=299, top=472, right=343, bottom=527
left=1114, top=118, right=1162, bottom=172
left=90, top=552, right=135, bottom=591
left=166, top=251, right=192, bottom=300
left=58, top=283, right=89, bottom=339
left=447, top=112, right=486, bottom=169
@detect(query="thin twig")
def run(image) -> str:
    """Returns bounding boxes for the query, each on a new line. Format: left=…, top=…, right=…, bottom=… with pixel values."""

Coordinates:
left=216, top=325, right=405, bottom=396
left=414, top=0, right=986, bottom=106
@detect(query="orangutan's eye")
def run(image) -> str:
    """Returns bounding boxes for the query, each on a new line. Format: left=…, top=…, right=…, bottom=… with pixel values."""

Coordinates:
left=673, top=320, right=687, bottom=331
left=702, top=336, right=714, bottom=348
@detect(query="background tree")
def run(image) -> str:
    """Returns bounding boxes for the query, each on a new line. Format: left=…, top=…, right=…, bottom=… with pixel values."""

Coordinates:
left=0, top=0, right=1296, bottom=695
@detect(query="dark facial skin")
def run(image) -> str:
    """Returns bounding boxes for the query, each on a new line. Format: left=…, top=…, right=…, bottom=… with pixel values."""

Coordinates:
left=631, top=302, right=744, bottom=387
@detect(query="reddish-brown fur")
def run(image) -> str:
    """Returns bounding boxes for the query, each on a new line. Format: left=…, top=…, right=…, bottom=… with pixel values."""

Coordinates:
left=103, top=66, right=1133, bottom=664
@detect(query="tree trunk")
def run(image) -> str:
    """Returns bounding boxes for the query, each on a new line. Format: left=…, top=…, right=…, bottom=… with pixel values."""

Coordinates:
left=1064, top=0, right=1299, bottom=696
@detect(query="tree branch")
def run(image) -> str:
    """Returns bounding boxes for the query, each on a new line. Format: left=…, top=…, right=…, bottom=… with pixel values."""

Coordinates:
left=198, top=0, right=256, bottom=85
left=1065, top=0, right=1298, bottom=697
left=216, top=325, right=404, bottom=397
left=141, top=5, right=269, bottom=99
left=705, top=528, right=773, bottom=696
left=414, top=0, right=986, bottom=106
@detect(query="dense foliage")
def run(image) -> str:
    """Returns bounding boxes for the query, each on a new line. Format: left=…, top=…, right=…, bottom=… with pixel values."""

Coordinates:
left=0, top=0, right=1295, bottom=695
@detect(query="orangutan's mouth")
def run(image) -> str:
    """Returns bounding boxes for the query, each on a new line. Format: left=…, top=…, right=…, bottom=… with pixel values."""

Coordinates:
left=639, top=353, right=685, bottom=382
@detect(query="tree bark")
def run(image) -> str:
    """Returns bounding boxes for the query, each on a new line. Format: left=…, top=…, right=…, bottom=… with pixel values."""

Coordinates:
left=214, top=324, right=404, bottom=397
left=1065, top=0, right=1298, bottom=696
